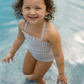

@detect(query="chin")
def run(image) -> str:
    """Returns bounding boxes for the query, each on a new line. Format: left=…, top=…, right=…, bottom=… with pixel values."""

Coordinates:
left=28, top=20, right=39, bottom=24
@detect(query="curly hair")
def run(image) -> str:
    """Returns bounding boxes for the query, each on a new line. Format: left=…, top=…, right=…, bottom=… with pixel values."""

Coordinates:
left=12, top=0, right=57, bottom=21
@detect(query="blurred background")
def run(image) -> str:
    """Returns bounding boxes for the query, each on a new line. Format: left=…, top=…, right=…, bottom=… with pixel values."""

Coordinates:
left=0, top=0, right=84, bottom=84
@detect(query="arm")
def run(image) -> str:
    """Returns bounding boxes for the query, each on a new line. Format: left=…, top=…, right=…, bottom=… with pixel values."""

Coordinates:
left=48, top=27, right=67, bottom=84
left=49, top=30, right=64, bottom=75
left=2, top=20, right=25, bottom=63
left=10, top=20, right=25, bottom=54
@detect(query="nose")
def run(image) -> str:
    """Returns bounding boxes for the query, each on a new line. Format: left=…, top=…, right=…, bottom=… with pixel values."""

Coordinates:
left=29, top=9, right=36, bottom=15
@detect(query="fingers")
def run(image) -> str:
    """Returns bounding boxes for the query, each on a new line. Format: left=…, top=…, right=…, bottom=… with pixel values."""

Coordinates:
left=64, top=78, right=67, bottom=84
left=57, top=80, right=59, bottom=84
left=57, top=80, right=67, bottom=84
left=8, top=59, right=10, bottom=63
left=2, top=57, right=13, bottom=63
left=61, top=81, right=67, bottom=84
left=57, top=74, right=67, bottom=84
left=57, top=76, right=59, bottom=84
left=11, top=58, right=13, bottom=62
left=62, top=81, right=64, bottom=84
left=2, top=57, right=8, bottom=63
left=61, top=78, right=67, bottom=84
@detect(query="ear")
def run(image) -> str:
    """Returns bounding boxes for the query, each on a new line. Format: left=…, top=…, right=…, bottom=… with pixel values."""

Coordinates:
left=20, top=7, right=23, bottom=14
left=46, top=8, right=50, bottom=15
left=45, top=12, right=49, bottom=16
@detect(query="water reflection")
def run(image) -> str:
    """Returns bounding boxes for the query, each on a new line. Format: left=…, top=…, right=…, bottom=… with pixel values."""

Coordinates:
left=53, top=0, right=84, bottom=66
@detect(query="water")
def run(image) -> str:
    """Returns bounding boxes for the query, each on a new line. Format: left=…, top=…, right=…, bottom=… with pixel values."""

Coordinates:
left=0, top=0, right=84, bottom=84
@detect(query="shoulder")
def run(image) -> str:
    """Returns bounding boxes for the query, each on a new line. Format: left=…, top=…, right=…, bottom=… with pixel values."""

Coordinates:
left=46, top=22, right=63, bottom=55
left=46, top=21, right=61, bottom=44
left=18, top=19, right=27, bottom=31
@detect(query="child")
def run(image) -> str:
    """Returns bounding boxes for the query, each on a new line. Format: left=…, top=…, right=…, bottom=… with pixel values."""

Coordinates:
left=2, top=0, right=67, bottom=84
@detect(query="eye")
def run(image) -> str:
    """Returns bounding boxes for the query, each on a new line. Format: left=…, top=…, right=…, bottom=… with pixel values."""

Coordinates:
left=36, top=7, right=41, bottom=9
left=25, top=7, right=30, bottom=9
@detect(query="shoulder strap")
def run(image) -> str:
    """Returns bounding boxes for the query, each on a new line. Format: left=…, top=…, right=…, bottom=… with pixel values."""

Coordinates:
left=41, top=21, right=46, bottom=40
left=24, top=22, right=28, bottom=31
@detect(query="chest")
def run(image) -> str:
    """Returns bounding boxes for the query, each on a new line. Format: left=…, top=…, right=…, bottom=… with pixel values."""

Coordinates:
left=24, top=26, right=49, bottom=42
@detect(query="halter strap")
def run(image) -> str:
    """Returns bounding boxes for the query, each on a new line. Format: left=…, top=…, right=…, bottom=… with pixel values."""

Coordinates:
left=24, top=22, right=28, bottom=31
left=41, top=21, right=46, bottom=40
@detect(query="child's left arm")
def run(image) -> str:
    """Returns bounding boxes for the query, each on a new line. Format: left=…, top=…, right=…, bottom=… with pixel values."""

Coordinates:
left=48, top=28, right=67, bottom=84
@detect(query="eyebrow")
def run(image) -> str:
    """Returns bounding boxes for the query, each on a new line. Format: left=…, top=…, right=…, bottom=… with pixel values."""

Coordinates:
left=24, top=5, right=42, bottom=8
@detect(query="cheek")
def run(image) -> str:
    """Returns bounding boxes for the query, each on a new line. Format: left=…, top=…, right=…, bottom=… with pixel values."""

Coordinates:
left=23, top=10, right=28, bottom=16
left=37, top=11, right=46, bottom=16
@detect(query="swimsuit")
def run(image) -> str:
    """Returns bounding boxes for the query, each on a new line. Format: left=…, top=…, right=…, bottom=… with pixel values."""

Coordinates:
left=22, top=21, right=54, bottom=62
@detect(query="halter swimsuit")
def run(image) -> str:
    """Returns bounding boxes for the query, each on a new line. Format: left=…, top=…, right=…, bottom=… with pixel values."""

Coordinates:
left=22, top=21, right=54, bottom=62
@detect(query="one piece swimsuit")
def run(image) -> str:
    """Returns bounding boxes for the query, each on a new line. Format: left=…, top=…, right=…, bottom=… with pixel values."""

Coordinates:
left=22, top=21, right=55, bottom=62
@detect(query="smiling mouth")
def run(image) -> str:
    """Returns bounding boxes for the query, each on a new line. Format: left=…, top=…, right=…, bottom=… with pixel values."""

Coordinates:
left=29, top=16, right=38, bottom=19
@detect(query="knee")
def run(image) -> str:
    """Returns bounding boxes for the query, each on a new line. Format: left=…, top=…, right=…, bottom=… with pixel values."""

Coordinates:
left=22, top=69, right=28, bottom=75
left=22, top=69, right=31, bottom=75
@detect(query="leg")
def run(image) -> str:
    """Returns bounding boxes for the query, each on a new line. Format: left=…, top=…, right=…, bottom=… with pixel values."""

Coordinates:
left=23, top=49, right=37, bottom=75
left=33, top=60, right=53, bottom=84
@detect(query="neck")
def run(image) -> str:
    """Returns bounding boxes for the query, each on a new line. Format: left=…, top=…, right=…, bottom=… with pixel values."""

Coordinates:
left=28, top=20, right=45, bottom=30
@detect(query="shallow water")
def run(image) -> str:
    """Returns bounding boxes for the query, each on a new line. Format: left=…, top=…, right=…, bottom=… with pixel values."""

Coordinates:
left=0, top=0, right=84, bottom=84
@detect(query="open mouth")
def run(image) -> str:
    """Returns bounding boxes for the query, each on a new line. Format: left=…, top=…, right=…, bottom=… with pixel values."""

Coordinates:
left=29, top=16, right=38, bottom=19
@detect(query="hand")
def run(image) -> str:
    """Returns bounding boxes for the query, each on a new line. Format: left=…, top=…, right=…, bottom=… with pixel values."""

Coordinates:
left=57, top=74, right=67, bottom=84
left=2, top=52, right=15, bottom=63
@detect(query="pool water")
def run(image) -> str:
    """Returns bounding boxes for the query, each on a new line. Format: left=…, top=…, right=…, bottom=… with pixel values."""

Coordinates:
left=0, top=0, right=84, bottom=84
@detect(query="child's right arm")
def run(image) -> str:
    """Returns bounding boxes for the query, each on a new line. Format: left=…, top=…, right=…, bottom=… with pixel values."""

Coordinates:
left=2, top=20, right=25, bottom=63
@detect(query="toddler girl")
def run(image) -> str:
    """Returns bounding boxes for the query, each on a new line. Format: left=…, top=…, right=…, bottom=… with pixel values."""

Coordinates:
left=2, top=0, right=67, bottom=84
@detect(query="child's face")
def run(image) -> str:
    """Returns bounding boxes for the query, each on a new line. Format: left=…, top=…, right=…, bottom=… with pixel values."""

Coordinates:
left=21, top=0, right=48, bottom=24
